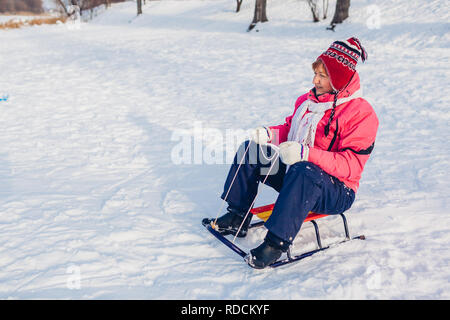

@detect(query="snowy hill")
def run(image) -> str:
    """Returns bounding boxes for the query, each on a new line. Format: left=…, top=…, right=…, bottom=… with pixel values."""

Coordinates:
left=0, top=0, right=449, bottom=299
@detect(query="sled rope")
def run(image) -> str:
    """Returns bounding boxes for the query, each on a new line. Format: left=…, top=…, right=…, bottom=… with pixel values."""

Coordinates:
left=213, top=141, right=252, bottom=226
left=232, top=144, right=280, bottom=244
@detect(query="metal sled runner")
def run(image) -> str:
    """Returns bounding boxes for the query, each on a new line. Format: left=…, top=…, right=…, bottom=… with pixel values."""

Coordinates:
left=203, top=203, right=365, bottom=268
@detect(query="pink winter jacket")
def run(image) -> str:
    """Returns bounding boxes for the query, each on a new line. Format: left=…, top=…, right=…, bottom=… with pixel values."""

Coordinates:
left=269, top=73, right=378, bottom=192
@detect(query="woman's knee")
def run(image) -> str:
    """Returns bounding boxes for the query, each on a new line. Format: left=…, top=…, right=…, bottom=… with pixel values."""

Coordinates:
left=288, top=161, right=321, bottom=174
left=286, top=161, right=324, bottom=184
left=235, top=140, right=257, bottom=164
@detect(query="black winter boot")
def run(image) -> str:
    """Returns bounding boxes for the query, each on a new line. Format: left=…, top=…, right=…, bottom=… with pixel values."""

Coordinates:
left=245, top=231, right=290, bottom=269
left=202, top=206, right=253, bottom=238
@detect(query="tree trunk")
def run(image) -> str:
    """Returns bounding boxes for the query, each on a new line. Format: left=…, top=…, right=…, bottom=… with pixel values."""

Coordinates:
left=247, top=0, right=268, bottom=31
left=55, top=0, right=70, bottom=16
left=323, top=0, right=329, bottom=19
left=236, top=0, right=243, bottom=13
left=137, top=0, right=142, bottom=15
left=329, top=0, right=350, bottom=29
left=307, top=0, right=319, bottom=22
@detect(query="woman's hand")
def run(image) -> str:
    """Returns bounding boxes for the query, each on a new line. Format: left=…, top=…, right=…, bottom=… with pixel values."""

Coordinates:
left=278, top=141, right=309, bottom=165
left=251, top=127, right=272, bottom=145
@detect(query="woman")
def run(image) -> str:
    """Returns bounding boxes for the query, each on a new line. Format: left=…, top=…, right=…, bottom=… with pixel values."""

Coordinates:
left=203, top=37, right=379, bottom=269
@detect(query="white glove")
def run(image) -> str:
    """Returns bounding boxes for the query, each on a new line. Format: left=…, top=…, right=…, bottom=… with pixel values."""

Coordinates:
left=251, top=126, right=272, bottom=145
left=278, top=141, right=309, bottom=165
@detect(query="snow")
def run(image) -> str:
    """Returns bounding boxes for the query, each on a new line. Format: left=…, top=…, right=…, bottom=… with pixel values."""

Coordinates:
left=0, top=0, right=449, bottom=299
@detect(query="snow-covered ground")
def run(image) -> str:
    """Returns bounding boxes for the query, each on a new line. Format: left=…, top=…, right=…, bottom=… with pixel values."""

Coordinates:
left=0, top=0, right=449, bottom=299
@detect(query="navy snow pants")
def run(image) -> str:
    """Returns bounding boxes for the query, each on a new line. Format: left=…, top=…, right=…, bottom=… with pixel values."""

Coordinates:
left=221, top=141, right=355, bottom=243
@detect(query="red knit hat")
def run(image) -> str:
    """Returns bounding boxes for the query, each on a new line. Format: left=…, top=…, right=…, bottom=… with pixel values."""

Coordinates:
left=318, top=37, right=368, bottom=92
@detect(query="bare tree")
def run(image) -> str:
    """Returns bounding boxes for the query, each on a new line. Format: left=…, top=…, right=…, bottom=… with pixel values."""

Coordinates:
left=328, top=0, right=350, bottom=31
left=54, top=0, right=122, bottom=17
left=236, top=0, right=243, bottom=13
left=322, top=0, right=329, bottom=19
left=247, top=0, right=268, bottom=32
left=137, top=0, right=142, bottom=15
left=306, top=0, right=319, bottom=22
left=54, top=0, right=70, bottom=16
left=306, top=0, right=330, bottom=22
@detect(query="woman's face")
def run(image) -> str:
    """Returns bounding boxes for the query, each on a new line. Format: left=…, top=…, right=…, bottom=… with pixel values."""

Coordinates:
left=313, top=64, right=333, bottom=95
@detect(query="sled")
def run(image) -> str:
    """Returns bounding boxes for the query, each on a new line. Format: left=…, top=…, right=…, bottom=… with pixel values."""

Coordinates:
left=203, top=203, right=365, bottom=268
